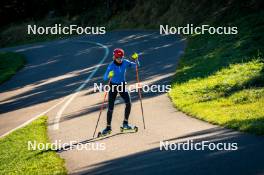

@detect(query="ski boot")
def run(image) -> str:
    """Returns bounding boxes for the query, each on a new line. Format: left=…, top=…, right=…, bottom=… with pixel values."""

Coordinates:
left=120, top=123, right=138, bottom=133
left=97, top=127, right=112, bottom=138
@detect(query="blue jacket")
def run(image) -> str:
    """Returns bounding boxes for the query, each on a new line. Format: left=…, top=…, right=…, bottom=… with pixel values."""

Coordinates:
left=104, top=59, right=138, bottom=84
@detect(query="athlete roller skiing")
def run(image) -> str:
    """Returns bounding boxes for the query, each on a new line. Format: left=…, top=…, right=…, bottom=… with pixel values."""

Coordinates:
left=97, top=48, right=139, bottom=137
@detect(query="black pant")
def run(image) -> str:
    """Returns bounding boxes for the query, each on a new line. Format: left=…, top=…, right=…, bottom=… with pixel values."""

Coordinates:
left=107, top=82, right=131, bottom=126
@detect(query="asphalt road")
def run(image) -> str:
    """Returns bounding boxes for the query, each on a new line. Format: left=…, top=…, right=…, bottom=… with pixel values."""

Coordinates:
left=0, top=31, right=264, bottom=175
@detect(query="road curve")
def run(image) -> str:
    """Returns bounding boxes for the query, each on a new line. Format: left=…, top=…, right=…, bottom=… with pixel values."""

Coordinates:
left=0, top=31, right=264, bottom=175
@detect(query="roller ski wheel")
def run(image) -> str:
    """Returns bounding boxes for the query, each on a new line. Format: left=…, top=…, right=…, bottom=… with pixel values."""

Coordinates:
left=97, top=128, right=112, bottom=138
left=120, top=124, right=138, bottom=133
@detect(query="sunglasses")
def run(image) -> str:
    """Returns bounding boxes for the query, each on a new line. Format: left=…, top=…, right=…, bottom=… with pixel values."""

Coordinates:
left=115, top=56, right=123, bottom=61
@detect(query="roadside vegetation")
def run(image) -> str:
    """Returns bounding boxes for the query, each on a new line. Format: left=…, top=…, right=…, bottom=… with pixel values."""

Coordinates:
left=0, top=52, right=26, bottom=84
left=0, top=18, right=71, bottom=47
left=0, top=116, right=67, bottom=174
left=2, top=0, right=261, bottom=47
left=169, top=12, right=264, bottom=135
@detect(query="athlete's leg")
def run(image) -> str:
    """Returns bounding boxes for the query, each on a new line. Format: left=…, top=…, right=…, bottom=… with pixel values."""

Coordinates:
left=107, top=85, right=118, bottom=128
left=119, top=90, right=131, bottom=124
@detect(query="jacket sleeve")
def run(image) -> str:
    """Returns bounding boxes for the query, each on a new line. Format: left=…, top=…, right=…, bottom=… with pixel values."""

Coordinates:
left=104, top=64, right=112, bottom=81
left=126, top=59, right=140, bottom=69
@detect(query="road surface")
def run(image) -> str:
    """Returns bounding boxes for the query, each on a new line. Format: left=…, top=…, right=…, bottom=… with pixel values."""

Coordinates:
left=0, top=31, right=264, bottom=175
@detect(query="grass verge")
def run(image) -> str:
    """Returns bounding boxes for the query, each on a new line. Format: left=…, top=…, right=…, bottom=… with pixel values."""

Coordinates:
left=0, top=52, right=26, bottom=84
left=169, top=12, right=264, bottom=135
left=0, top=116, right=67, bottom=174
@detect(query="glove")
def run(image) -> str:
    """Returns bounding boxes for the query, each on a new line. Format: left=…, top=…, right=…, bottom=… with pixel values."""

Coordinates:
left=108, top=71, right=114, bottom=78
left=131, top=52, right=139, bottom=60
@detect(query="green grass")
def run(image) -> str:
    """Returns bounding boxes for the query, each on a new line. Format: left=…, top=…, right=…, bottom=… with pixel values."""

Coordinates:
left=0, top=52, right=26, bottom=84
left=169, top=12, right=264, bottom=135
left=0, top=116, right=67, bottom=174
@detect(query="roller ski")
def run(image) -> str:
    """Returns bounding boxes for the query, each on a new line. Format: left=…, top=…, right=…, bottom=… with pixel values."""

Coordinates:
left=97, top=127, right=112, bottom=138
left=120, top=123, right=138, bottom=133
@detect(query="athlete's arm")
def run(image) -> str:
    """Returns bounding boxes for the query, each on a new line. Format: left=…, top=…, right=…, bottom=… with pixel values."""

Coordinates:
left=126, top=59, right=139, bottom=69
left=103, top=64, right=112, bottom=81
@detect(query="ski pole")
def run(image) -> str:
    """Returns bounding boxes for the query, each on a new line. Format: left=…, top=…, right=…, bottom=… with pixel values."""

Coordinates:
left=92, top=78, right=111, bottom=138
left=136, top=63, right=146, bottom=129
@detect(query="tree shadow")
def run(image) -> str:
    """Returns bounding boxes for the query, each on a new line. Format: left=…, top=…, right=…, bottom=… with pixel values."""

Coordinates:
left=72, top=127, right=264, bottom=175
left=49, top=73, right=176, bottom=125
left=56, top=131, right=137, bottom=153
left=0, top=31, right=185, bottom=117
left=224, top=118, right=264, bottom=136
left=193, top=64, right=264, bottom=104
left=172, top=18, right=263, bottom=85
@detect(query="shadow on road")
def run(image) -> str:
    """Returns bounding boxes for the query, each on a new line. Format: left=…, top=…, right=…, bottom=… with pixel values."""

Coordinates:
left=56, top=131, right=138, bottom=153
left=48, top=73, right=176, bottom=125
left=0, top=31, right=185, bottom=116
left=72, top=127, right=264, bottom=175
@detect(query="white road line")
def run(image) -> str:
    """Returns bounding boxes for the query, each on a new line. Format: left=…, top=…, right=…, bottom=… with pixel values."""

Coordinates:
left=0, top=95, right=71, bottom=138
left=0, top=40, right=109, bottom=137
left=52, top=40, right=109, bottom=130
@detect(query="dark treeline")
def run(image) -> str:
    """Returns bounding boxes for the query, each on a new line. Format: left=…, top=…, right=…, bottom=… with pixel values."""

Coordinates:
left=0, top=0, right=263, bottom=30
left=0, top=0, right=136, bottom=27
left=0, top=0, right=263, bottom=47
